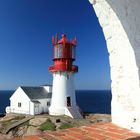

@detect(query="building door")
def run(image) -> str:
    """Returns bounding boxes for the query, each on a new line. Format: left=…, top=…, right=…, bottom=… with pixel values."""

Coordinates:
left=34, top=104, right=39, bottom=114
left=67, top=96, right=71, bottom=107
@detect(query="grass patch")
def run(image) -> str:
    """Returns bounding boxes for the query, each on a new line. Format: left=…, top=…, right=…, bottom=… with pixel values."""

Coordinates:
left=40, top=119, right=56, bottom=131
left=59, top=122, right=74, bottom=129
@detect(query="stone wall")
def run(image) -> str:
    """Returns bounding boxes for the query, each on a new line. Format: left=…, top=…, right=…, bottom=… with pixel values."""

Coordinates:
left=89, top=0, right=140, bottom=132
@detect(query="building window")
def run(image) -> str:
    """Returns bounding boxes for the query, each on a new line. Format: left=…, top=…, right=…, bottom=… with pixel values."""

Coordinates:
left=47, top=102, right=50, bottom=106
left=18, top=102, right=21, bottom=108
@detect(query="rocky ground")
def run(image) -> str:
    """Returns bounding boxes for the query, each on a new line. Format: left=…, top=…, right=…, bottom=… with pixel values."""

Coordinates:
left=0, top=113, right=111, bottom=139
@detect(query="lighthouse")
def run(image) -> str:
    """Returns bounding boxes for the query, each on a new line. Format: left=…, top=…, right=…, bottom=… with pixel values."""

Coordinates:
left=49, top=34, right=82, bottom=119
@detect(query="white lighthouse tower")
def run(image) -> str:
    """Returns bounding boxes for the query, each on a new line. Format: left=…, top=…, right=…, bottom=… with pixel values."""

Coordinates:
left=49, top=34, right=82, bottom=119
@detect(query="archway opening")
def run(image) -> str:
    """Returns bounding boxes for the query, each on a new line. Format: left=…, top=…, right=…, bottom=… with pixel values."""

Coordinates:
left=74, top=1, right=111, bottom=114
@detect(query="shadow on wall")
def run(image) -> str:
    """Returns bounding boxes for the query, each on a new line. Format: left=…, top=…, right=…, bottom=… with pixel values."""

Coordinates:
left=107, top=0, right=140, bottom=71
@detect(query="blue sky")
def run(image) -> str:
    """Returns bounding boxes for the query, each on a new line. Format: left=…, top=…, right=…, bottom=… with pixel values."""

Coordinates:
left=0, top=0, right=111, bottom=90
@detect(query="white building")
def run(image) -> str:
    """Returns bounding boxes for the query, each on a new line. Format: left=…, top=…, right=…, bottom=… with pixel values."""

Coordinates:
left=6, top=85, right=52, bottom=115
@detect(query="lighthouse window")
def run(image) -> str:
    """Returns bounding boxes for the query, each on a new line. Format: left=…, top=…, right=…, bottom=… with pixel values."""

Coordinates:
left=67, top=97, right=71, bottom=107
left=72, top=47, right=76, bottom=59
left=57, top=44, right=62, bottom=58
left=54, top=47, right=57, bottom=58
left=67, top=74, right=69, bottom=79
left=54, top=44, right=62, bottom=58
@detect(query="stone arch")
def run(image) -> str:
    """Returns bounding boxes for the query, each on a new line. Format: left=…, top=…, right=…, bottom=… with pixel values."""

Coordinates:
left=89, top=0, right=140, bottom=132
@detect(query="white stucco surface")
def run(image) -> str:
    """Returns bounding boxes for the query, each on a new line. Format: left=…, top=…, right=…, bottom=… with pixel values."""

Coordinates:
left=49, top=72, right=81, bottom=118
left=10, top=87, right=31, bottom=114
left=89, top=0, right=140, bottom=132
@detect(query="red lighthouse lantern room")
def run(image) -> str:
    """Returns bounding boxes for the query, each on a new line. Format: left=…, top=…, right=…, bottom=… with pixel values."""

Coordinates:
left=49, top=34, right=78, bottom=73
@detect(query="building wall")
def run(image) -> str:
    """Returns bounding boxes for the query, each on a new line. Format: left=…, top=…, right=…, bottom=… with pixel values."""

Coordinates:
left=89, top=0, right=140, bottom=132
left=49, top=72, right=77, bottom=115
left=37, top=98, right=51, bottom=113
left=29, top=101, right=34, bottom=115
left=66, top=72, right=77, bottom=107
left=10, top=87, right=31, bottom=114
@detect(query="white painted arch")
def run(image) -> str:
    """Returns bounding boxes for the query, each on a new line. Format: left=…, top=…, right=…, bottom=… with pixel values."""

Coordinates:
left=89, top=0, right=140, bottom=132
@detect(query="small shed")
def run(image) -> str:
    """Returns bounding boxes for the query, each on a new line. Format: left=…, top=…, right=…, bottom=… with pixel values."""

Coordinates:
left=6, top=85, right=52, bottom=115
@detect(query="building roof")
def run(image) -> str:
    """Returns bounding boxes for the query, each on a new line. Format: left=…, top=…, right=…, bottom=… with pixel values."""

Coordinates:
left=32, top=100, right=41, bottom=104
left=21, top=86, right=52, bottom=100
left=41, top=84, right=52, bottom=87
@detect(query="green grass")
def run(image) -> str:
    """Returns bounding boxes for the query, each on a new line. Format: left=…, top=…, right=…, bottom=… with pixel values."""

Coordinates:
left=40, top=119, right=56, bottom=131
left=59, top=122, right=74, bottom=129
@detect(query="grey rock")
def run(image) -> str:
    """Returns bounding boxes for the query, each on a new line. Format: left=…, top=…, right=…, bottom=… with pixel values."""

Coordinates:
left=25, top=126, right=41, bottom=136
left=29, top=117, right=47, bottom=126
left=15, top=125, right=28, bottom=136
